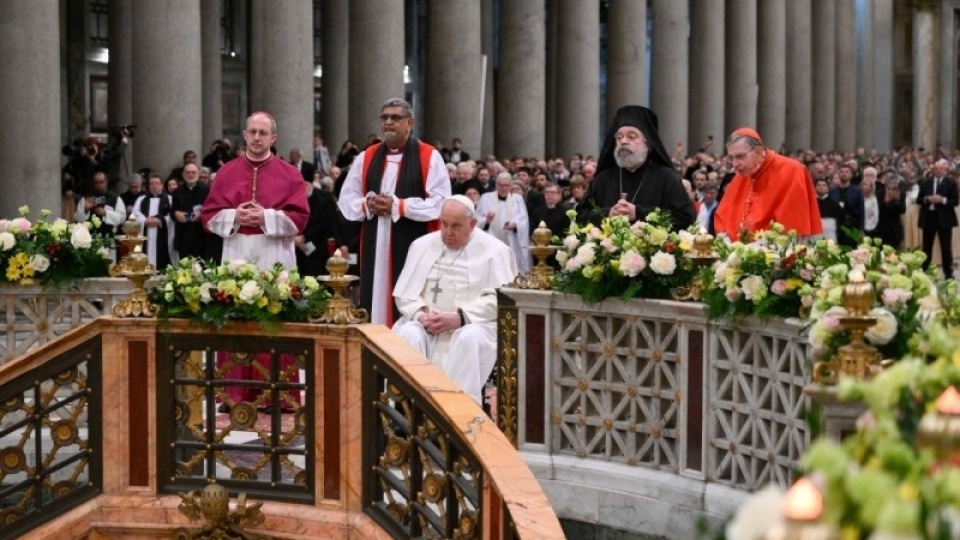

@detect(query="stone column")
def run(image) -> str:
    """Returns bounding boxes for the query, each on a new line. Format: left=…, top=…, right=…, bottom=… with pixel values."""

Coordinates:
left=689, top=0, right=724, bottom=151
left=545, top=0, right=558, bottom=156
left=873, top=0, right=894, bottom=151
left=320, top=0, right=349, bottom=152
left=834, top=0, right=856, bottom=152
left=132, top=0, right=201, bottom=178
left=857, top=0, right=875, bottom=150
left=786, top=0, right=812, bottom=151
left=758, top=0, right=786, bottom=151
left=201, top=0, right=223, bottom=150
left=811, top=0, right=835, bottom=151
left=555, top=0, right=599, bottom=159
left=606, top=1, right=647, bottom=126
left=650, top=0, right=689, bottom=153
left=480, top=0, right=495, bottom=156
left=64, top=0, right=87, bottom=143
left=496, top=0, right=545, bottom=159
left=913, top=4, right=938, bottom=150
left=725, top=0, right=757, bottom=132
left=0, top=0, right=60, bottom=217
left=108, top=0, right=134, bottom=179
left=250, top=0, right=313, bottom=156
left=938, top=0, right=954, bottom=149
left=425, top=0, right=483, bottom=159
left=349, top=0, right=405, bottom=145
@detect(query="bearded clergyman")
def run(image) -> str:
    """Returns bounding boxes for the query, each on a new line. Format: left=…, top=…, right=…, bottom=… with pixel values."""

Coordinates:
left=575, top=105, right=695, bottom=231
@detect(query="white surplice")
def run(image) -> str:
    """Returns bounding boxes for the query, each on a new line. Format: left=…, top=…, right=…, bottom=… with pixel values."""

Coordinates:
left=132, top=194, right=177, bottom=267
left=475, top=191, right=531, bottom=273
left=392, top=230, right=518, bottom=401
left=205, top=209, right=300, bottom=270
left=337, top=147, right=451, bottom=324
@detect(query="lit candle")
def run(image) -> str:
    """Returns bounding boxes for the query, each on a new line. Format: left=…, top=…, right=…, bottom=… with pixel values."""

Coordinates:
left=782, top=478, right=822, bottom=521
left=848, top=267, right=866, bottom=283
left=936, top=387, right=960, bottom=415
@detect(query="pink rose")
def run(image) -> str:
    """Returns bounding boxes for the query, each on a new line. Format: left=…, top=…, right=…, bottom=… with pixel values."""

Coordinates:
left=771, top=279, right=788, bottom=296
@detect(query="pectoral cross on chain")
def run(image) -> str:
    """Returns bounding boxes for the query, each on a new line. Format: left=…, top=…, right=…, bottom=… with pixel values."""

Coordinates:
left=430, top=280, right=443, bottom=303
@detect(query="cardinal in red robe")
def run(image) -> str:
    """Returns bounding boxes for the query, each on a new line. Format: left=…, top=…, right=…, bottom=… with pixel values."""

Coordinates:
left=713, top=127, right=822, bottom=242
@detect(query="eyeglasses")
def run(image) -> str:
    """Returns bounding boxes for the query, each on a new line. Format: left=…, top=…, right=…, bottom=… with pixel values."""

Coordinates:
left=729, top=149, right=757, bottom=162
left=379, top=114, right=409, bottom=123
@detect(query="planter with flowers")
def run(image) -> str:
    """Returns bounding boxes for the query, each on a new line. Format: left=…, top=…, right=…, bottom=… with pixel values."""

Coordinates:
left=552, top=209, right=701, bottom=303
left=148, top=257, right=330, bottom=329
left=0, top=206, right=113, bottom=287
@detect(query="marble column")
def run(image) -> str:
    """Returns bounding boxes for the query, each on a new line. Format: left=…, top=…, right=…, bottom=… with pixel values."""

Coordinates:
left=0, top=0, right=60, bottom=217
left=555, top=0, right=599, bottom=159
left=689, top=0, right=724, bottom=152
left=786, top=0, right=812, bottom=151
left=913, top=4, right=938, bottom=150
left=834, top=0, right=856, bottom=152
left=757, top=0, right=786, bottom=151
left=321, top=0, right=349, bottom=152
left=250, top=0, right=313, bottom=156
left=857, top=0, right=875, bottom=150
left=132, top=1, right=201, bottom=178
left=725, top=0, right=757, bottom=132
left=650, top=0, right=689, bottom=153
left=480, top=0, right=495, bottom=156
left=873, top=0, right=894, bottom=151
left=108, top=0, right=134, bottom=179
left=606, top=0, right=647, bottom=125
left=811, top=0, right=835, bottom=151
left=938, top=0, right=954, bottom=149
left=496, top=0, right=545, bottom=159
left=349, top=0, right=405, bottom=145
left=64, top=0, right=87, bottom=143
left=201, top=0, right=223, bottom=149
left=545, top=0, right=558, bottom=156
left=425, top=0, right=483, bottom=159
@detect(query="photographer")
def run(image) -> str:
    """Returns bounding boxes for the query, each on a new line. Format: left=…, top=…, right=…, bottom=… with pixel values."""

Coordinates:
left=75, top=171, right=126, bottom=246
left=202, top=138, right=232, bottom=173
left=62, top=137, right=105, bottom=198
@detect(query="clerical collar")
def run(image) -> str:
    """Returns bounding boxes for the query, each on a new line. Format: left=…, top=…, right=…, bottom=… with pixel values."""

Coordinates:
left=244, top=153, right=273, bottom=167
left=386, top=146, right=404, bottom=155
left=498, top=195, right=507, bottom=201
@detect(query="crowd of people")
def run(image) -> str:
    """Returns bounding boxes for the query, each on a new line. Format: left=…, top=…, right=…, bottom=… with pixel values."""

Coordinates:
left=56, top=99, right=960, bottom=406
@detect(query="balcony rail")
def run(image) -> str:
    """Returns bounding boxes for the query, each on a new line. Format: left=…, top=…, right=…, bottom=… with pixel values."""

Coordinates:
left=0, top=314, right=562, bottom=539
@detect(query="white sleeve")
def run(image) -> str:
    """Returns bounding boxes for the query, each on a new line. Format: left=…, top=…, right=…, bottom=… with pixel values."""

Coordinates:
left=75, top=199, right=89, bottom=223
left=131, top=196, right=147, bottom=232
left=396, top=294, right=428, bottom=322
left=207, top=209, right=239, bottom=238
left=391, top=150, right=451, bottom=223
left=105, top=198, right=127, bottom=227
left=337, top=151, right=374, bottom=221
left=475, top=194, right=491, bottom=228
left=261, top=209, right=299, bottom=237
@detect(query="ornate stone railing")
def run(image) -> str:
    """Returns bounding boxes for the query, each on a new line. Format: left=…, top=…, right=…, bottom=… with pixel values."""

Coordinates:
left=496, top=289, right=811, bottom=538
left=0, top=279, right=133, bottom=365
left=0, top=317, right=563, bottom=539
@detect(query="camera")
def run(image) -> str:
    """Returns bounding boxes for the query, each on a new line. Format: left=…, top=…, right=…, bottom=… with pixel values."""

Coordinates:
left=93, top=196, right=106, bottom=206
left=109, top=124, right=137, bottom=140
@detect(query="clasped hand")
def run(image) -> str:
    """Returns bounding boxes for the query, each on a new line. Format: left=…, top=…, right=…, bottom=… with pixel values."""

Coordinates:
left=235, top=201, right=265, bottom=228
left=418, top=310, right=460, bottom=335
left=366, top=193, right=394, bottom=217
left=608, top=198, right=637, bottom=220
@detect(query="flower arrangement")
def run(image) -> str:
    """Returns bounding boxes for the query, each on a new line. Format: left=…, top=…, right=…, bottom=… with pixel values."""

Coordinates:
left=806, top=241, right=945, bottom=364
left=700, top=225, right=847, bottom=321
left=723, top=323, right=960, bottom=540
left=149, top=257, right=330, bottom=329
left=551, top=209, right=700, bottom=303
left=0, top=206, right=113, bottom=286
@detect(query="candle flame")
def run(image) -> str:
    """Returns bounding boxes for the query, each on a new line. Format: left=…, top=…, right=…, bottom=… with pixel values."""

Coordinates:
left=782, top=477, right=822, bottom=521
left=936, top=386, right=960, bottom=415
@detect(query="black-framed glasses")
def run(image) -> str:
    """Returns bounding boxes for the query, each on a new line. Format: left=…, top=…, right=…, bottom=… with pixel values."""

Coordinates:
left=379, top=114, right=408, bottom=123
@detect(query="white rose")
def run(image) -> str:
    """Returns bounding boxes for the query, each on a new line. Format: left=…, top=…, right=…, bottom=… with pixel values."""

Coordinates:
left=740, top=275, right=765, bottom=301
left=0, top=232, right=14, bottom=251
left=562, top=235, right=579, bottom=250
left=70, top=225, right=92, bottom=249
left=556, top=250, right=569, bottom=266
left=575, top=244, right=596, bottom=265
left=713, top=262, right=728, bottom=285
left=199, top=282, right=214, bottom=303
left=649, top=251, right=676, bottom=275
left=678, top=229, right=695, bottom=246
left=725, top=485, right=784, bottom=540
left=98, top=247, right=112, bottom=260
left=864, top=308, right=898, bottom=345
left=238, top=280, right=263, bottom=304
left=29, top=255, right=50, bottom=272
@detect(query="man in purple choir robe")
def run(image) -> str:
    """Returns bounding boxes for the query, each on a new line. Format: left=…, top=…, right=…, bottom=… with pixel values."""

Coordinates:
left=201, top=111, right=310, bottom=412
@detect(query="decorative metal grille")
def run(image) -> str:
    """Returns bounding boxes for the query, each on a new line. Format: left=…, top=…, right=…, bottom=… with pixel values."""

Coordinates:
left=0, top=336, right=102, bottom=540
left=552, top=310, right=682, bottom=471
left=707, top=323, right=810, bottom=491
left=157, top=333, right=313, bottom=503
left=364, top=348, right=483, bottom=539
left=1, top=280, right=131, bottom=364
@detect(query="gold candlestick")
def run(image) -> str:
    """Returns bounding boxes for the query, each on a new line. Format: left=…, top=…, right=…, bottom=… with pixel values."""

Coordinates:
left=109, top=216, right=158, bottom=317
left=916, top=386, right=960, bottom=467
left=312, top=252, right=368, bottom=324
left=812, top=279, right=883, bottom=385
left=522, top=221, right=557, bottom=290
left=671, top=231, right=717, bottom=301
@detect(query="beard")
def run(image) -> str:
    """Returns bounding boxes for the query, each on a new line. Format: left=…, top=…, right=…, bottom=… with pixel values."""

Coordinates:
left=615, top=142, right=649, bottom=170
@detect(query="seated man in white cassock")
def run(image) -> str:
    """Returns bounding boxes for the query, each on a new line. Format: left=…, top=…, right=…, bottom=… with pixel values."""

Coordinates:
left=393, top=195, right=518, bottom=402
